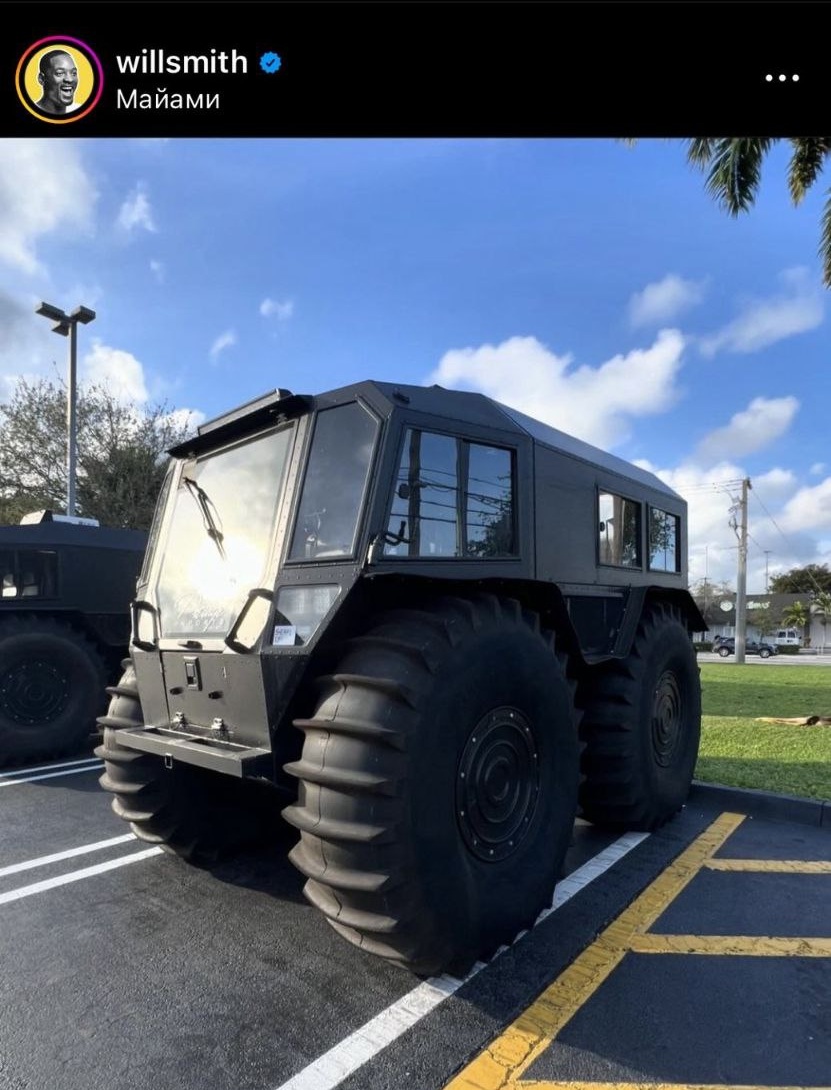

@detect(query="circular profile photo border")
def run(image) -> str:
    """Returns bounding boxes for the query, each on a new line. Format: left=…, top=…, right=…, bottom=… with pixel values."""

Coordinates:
left=16, top=35, right=104, bottom=124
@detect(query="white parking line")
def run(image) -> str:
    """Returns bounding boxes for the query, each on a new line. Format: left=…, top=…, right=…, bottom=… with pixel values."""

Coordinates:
left=2, top=756, right=102, bottom=777
left=0, top=847, right=163, bottom=906
left=274, top=831, right=650, bottom=1090
left=0, top=834, right=136, bottom=879
left=0, top=761, right=104, bottom=788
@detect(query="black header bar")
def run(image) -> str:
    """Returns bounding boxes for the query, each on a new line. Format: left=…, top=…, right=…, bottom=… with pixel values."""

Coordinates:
left=4, top=2, right=826, bottom=137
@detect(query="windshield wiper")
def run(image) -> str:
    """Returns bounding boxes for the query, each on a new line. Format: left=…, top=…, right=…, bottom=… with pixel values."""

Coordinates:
left=182, top=476, right=227, bottom=561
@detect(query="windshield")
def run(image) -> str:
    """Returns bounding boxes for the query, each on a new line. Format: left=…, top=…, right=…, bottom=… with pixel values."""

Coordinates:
left=154, top=425, right=293, bottom=638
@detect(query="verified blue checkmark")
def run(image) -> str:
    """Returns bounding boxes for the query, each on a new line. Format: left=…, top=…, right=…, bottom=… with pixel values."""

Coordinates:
left=259, top=52, right=282, bottom=74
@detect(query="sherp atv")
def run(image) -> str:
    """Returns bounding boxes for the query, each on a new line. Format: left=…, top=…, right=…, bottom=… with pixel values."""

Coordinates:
left=96, top=381, right=703, bottom=974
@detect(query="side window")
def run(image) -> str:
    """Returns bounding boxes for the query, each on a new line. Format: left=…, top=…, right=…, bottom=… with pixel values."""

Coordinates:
left=648, top=507, right=681, bottom=573
left=598, top=492, right=641, bottom=568
left=466, top=443, right=514, bottom=557
left=384, top=430, right=516, bottom=558
left=289, top=402, right=379, bottom=560
left=0, top=549, right=58, bottom=598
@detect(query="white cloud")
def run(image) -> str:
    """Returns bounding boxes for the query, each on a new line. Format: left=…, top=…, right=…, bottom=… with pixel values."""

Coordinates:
left=149, top=259, right=165, bottom=284
left=752, top=466, right=799, bottom=501
left=779, top=477, right=831, bottom=534
left=259, top=297, right=294, bottom=320
left=695, top=396, right=799, bottom=465
left=628, top=274, right=706, bottom=328
left=0, top=140, right=96, bottom=275
left=82, top=340, right=148, bottom=403
left=117, top=183, right=157, bottom=234
left=635, top=451, right=829, bottom=592
left=209, top=329, right=236, bottom=361
left=699, top=267, right=823, bottom=357
left=810, top=462, right=826, bottom=476
left=427, top=329, right=685, bottom=448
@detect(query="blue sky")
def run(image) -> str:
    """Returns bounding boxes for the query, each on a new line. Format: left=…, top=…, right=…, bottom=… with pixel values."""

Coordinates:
left=1, top=137, right=828, bottom=590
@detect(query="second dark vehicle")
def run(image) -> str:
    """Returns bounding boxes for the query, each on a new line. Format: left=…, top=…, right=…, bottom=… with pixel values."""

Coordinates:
left=0, top=513, right=146, bottom=765
left=716, top=638, right=778, bottom=658
left=96, top=380, right=705, bottom=974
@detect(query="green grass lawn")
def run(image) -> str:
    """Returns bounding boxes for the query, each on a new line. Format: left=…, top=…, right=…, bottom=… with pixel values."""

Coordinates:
left=696, top=663, right=831, bottom=801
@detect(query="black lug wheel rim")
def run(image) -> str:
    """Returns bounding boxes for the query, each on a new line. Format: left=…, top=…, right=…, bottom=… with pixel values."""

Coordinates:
left=0, top=658, right=70, bottom=725
left=652, top=669, right=682, bottom=767
left=456, top=707, right=540, bottom=862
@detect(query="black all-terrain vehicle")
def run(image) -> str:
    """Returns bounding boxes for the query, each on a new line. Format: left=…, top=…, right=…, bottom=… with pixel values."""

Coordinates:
left=97, top=381, right=704, bottom=974
left=0, top=513, right=146, bottom=766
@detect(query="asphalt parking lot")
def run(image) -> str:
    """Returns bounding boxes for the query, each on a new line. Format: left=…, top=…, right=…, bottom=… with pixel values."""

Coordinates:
left=1, top=748, right=828, bottom=1090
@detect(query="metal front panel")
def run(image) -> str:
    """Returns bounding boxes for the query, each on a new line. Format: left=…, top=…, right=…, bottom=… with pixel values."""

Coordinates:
left=161, top=651, right=272, bottom=750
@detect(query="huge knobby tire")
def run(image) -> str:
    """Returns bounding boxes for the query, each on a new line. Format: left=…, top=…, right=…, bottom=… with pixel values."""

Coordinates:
left=577, top=602, right=701, bottom=831
left=282, top=593, right=580, bottom=976
left=95, top=662, right=280, bottom=864
left=0, top=615, right=108, bottom=767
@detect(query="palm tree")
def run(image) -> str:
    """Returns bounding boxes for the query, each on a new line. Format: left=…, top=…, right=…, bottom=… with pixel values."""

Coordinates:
left=782, top=600, right=810, bottom=646
left=684, top=138, right=831, bottom=288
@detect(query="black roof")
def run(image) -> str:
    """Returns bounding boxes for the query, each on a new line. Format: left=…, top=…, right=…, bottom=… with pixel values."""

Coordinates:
left=0, top=523, right=147, bottom=551
left=187, top=380, right=680, bottom=501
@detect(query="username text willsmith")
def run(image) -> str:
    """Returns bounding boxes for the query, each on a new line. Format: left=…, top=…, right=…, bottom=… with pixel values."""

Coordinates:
left=116, top=49, right=248, bottom=74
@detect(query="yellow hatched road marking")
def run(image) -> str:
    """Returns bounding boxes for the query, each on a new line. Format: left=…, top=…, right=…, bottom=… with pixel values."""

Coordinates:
left=630, top=934, right=831, bottom=957
left=443, top=813, right=746, bottom=1090
left=706, top=859, right=831, bottom=873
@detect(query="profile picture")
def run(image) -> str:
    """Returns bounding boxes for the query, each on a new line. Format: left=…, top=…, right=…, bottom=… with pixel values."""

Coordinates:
left=16, top=36, right=104, bottom=124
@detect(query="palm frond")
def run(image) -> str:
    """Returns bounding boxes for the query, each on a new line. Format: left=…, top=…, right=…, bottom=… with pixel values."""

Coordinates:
left=788, top=137, right=831, bottom=204
left=693, top=138, right=776, bottom=216
left=686, top=138, right=717, bottom=167
left=820, top=188, right=831, bottom=289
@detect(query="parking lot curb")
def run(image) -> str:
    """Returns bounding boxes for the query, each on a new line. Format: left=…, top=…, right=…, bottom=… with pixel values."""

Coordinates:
left=689, top=780, right=830, bottom=830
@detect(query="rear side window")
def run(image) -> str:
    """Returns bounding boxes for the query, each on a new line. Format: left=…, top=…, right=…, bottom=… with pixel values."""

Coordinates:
left=598, top=492, right=641, bottom=568
left=384, top=429, right=516, bottom=558
left=648, top=507, right=681, bottom=572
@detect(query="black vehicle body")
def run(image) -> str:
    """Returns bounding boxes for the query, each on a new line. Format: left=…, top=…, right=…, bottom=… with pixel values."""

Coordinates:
left=99, top=380, right=705, bottom=973
left=716, top=638, right=778, bottom=658
left=0, top=519, right=147, bottom=763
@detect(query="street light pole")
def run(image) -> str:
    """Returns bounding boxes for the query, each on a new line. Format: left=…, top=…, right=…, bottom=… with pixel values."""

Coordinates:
left=35, top=302, right=96, bottom=518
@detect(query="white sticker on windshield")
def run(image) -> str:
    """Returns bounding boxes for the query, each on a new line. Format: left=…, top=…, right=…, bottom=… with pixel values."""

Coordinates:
left=272, top=624, right=297, bottom=646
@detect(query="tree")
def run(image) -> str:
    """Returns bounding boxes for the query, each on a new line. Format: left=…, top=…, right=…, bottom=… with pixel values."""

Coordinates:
left=0, top=377, right=194, bottom=530
left=782, top=600, right=810, bottom=644
left=747, top=602, right=779, bottom=639
left=769, top=564, right=831, bottom=595
left=689, top=578, right=733, bottom=625
left=684, top=138, right=831, bottom=289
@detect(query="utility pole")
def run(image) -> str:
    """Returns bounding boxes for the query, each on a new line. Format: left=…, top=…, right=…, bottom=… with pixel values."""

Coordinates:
left=764, top=550, right=771, bottom=594
left=734, top=478, right=752, bottom=664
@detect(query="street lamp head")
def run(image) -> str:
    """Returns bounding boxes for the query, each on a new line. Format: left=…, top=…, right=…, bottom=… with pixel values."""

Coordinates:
left=35, top=301, right=69, bottom=323
left=71, top=305, right=96, bottom=324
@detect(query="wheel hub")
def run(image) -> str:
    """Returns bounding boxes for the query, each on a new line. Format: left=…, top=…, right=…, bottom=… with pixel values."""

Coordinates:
left=456, top=707, right=540, bottom=862
left=0, top=659, right=69, bottom=725
left=651, top=668, right=682, bottom=767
